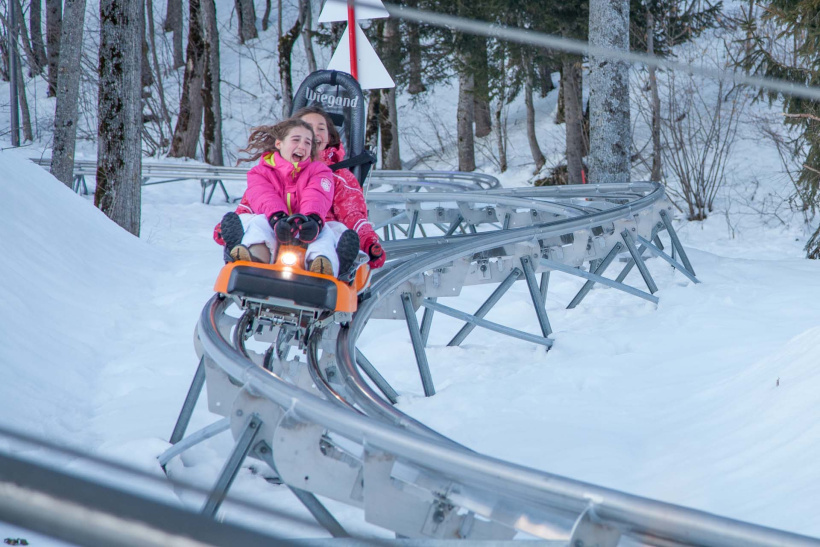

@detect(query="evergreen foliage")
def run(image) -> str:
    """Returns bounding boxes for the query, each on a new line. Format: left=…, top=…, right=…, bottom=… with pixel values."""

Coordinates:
left=742, top=0, right=820, bottom=257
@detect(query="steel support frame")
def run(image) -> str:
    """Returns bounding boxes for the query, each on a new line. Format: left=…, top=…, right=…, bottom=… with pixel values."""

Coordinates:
left=566, top=242, right=625, bottom=309
left=540, top=257, right=659, bottom=304
left=659, top=209, right=696, bottom=276
left=201, top=413, right=263, bottom=518
left=448, top=268, right=523, bottom=346
left=159, top=418, right=231, bottom=468
left=355, top=349, right=399, bottom=404
left=637, top=236, right=700, bottom=284
left=520, top=256, right=553, bottom=337
left=401, top=293, right=436, bottom=397
left=424, top=299, right=552, bottom=348
left=170, top=357, right=207, bottom=444
left=621, top=229, right=659, bottom=294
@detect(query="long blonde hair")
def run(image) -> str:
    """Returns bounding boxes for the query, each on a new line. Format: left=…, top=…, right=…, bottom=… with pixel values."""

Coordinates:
left=236, top=118, right=317, bottom=165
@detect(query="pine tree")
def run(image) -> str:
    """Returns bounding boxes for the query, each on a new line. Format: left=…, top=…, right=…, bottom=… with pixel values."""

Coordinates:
left=744, top=0, right=820, bottom=258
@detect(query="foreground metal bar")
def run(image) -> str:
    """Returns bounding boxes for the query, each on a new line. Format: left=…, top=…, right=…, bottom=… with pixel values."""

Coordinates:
left=420, top=297, right=436, bottom=346
left=201, top=413, right=262, bottom=518
left=401, top=293, right=435, bottom=397
left=169, top=357, right=207, bottom=444
left=426, top=299, right=553, bottom=348
left=448, top=268, right=523, bottom=347
left=566, top=243, right=624, bottom=309
left=289, top=487, right=350, bottom=538
left=540, top=258, right=660, bottom=304
left=0, top=451, right=290, bottom=547
left=621, top=229, right=659, bottom=294
left=637, top=236, right=700, bottom=284
left=660, top=209, right=696, bottom=277
left=355, top=349, right=399, bottom=404
left=521, top=256, right=553, bottom=337
left=159, top=418, right=230, bottom=468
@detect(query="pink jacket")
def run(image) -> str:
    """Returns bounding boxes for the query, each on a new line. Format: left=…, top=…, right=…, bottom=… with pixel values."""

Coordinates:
left=321, top=144, right=380, bottom=254
left=240, top=152, right=334, bottom=219
left=213, top=152, right=334, bottom=245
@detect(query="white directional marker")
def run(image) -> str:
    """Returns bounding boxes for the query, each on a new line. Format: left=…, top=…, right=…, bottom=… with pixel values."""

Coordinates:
left=327, top=22, right=395, bottom=89
left=318, top=0, right=389, bottom=22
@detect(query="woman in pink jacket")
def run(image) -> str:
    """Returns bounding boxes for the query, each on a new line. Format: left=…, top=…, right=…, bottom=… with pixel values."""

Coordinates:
left=216, top=118, right=360, bottom=278
left=294, top=105, right=386, bottom=269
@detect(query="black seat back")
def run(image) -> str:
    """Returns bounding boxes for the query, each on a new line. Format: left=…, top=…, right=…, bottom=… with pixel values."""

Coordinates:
left=292, top=70, right=374, bottom=185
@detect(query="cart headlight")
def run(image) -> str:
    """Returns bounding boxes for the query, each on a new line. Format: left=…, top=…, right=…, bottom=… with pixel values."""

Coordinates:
left=280, top=251, right=298, bottom=266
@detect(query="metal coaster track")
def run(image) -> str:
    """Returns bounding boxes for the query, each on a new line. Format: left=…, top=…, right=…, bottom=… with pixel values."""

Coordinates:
left=163, top=172, right=819, bottom=546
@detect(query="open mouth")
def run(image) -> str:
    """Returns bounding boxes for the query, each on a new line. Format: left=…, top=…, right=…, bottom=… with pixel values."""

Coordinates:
left=292, top=151, right=305, bottom=161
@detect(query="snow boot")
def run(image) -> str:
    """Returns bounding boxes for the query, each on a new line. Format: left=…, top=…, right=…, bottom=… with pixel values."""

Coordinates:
left=336, top=229, right=360, bottom=282
left=309, top=256, right=333, bottom=275
left=220, top=212, right=245, bottom=262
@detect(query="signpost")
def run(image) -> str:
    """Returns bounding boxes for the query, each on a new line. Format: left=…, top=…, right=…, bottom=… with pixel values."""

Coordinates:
left=319, top=0, right=394, bottom=90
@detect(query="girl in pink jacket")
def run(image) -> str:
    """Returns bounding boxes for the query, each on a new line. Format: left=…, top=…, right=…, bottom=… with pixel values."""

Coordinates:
left=216, top=118, right=360, bottom=278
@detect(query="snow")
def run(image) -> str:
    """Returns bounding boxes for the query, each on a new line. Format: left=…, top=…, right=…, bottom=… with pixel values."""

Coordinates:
left=2, top=2, right=820, bottom=542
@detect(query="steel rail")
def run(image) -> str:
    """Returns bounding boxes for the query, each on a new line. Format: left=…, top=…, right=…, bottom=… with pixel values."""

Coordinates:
left=197, top=294, right=820, bottom=547
left=192, top=181, right=820, bottom=544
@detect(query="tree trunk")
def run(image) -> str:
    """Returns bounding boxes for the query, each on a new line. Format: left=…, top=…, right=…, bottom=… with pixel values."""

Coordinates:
left=456, top=61, right=476, bottom=172
left=13, top=0, right=43, bottom=75
left=50, top=0, right=86, bottom=187
left=406, top=0, right=425, bottom=94
left=588, top=0, right=631, bottom=183
left=45, top=0, right=61, bottom=96
left=555, top=64, right=565, bottom=124
left=169, top=0, right=205, bottom=158
left=523, top=51, right=545, bottom=173
left=473, top=38, right=492, bottom=138
left=647, top=10, right=662, bottom=182
left=30, top=0, right=48, bottom=71
left=201, top=0, right=223, bottom=165
left=278, top=6, right=303, bottom=118
left=539, top=60, right=555, bottom=97
left=300, top=0, right=316, bottom=73
left=563, top=58, right=584, bottom=184
left=146, top=0, right=172, bottom=139
left=379, top=17, right=400, bottom=168
left=95, top=0, right=143, bottom=236
left=365, top=89, right=380, bottom=153
left=234, top=0, right=258, bottom=44
left=164, top=0, right=183, bottom=68
left=15, top=48, right=32, bottom=140
left=262, top=0, right=271, bottom=30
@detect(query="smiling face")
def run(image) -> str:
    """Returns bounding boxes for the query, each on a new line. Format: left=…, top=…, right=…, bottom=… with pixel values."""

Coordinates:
left=300, top=113, right=329, bottom=152
left=275, top=126, right=314, bottom=163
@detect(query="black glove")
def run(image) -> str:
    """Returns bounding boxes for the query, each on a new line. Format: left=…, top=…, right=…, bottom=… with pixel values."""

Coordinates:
left=269, top=211, right=295, bottom=244
left=296, top=214, right=323, bottom=244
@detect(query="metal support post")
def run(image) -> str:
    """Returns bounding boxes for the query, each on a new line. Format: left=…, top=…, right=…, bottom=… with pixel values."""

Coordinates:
left=502, top=213, right=512, bottom=230
left=539, top=272, right=550, bottom=306
left=448, top=268, right=522, bottom=346
left=170, top=357, right=207, bottom=444
left=637, top=236, right=700, bottom=284
left=201, top=413, right=262, bottom=518
left=252, top=441, right=350, bottom=538
left=621, top=230, right=658, bottom=294
left=159, top=418, right=230, bottom=468
left=520, top=256, right=552, bottom=337
left=542, top=257, right=658, bottom=304
left=355, top=349, right=399, bottom=404
left=426, top=299, right=552, bottom=348
left=567, top=243, right=624, bottom=309
left=659, top=209, right=696, bottom=276
left=420, top=297, right=436, bottom=345
left=444, top=215, right=463, bottom=237
left=401, top=293, right=435, bottom=397
left=408, top=210, right=419, bottom=239
left=8, top=0, right=19, bottom=147
left=290, top=487, right=351, bottom=538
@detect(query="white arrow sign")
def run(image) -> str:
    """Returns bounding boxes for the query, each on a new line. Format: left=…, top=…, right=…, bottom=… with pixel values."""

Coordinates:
left=327, top=22, right=395, bottom=89
left=318, top=0, right=389, bottom=23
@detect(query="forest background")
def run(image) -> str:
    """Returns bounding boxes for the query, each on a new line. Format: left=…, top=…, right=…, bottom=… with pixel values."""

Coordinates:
left=1, top=0, right=819, bottom=254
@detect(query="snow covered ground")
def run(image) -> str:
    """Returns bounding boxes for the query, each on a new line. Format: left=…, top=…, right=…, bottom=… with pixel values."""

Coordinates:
left=2, top=0, right=820, bottom=541
left=2, top=116, right=820, bottom=543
